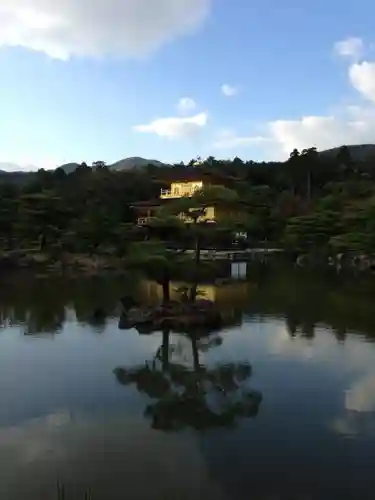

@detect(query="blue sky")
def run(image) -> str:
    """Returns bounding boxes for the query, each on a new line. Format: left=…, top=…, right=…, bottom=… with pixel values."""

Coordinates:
left=1, top=0, right=375, bottom=170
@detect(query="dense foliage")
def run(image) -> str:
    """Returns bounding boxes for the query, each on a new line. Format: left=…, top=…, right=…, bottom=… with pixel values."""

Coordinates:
left=1, top=146, right=375, bottom=256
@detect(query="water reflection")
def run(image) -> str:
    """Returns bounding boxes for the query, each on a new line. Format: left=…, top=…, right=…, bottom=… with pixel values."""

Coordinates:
left=136, top=279, right=251, bottom=328
left=1, top=268, right=375, bottom=498
left=114, top=329, right=262, bottom=430
left=245, top=267, right=375, bottom=342
left=0, top=273, right=126, bottom=335
left=1, top=268, right=375, bottom=342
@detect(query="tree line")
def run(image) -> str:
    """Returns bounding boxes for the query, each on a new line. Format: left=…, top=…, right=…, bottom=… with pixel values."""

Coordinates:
left=1, top=145, right=375, bottom=256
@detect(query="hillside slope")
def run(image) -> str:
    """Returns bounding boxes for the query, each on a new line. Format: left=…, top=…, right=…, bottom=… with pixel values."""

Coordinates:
left=109, top=157, right=165, bottom=171
left=320, top=144, right=375, bottom=161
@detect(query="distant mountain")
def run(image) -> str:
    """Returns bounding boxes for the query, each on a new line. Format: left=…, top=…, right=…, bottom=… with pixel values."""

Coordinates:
left=58, top=157, right=166, bottom=174
left=0, top=162, right=33, bottom=173
left=109, top=157, right=165, bottom=171
left=0, top=168, right=36, bottom=185
left=2, top=145, right=375, bottom=179
left=59, top=162, right=81, bottom=174
left=320, top=144, right=375, bottom=161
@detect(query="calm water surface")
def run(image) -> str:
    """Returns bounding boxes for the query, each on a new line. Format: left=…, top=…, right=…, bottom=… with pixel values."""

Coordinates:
left=1, top=267, right=375, bottom=500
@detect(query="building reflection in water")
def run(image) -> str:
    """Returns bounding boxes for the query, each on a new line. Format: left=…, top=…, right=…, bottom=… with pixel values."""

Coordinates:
left=2, top=264, right=375, bottom=345
left=116, top=263, right=263, bottom=430
left=136, top=269, right=255, bottom=329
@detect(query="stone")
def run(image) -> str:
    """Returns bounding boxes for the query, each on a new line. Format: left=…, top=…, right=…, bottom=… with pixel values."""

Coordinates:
left=118, top=299, right=222, bottom=333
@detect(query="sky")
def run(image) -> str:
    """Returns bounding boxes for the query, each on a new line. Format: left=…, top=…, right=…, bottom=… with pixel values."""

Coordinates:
left=1, top=0, right=375, bottom=170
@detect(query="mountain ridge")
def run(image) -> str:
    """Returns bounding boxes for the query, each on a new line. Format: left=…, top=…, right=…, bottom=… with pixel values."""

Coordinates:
left=319, top=144, right=375, bottom=160
left=1, top=144, right=375, bottom=174
left=59, top=156, right=166, bottom=173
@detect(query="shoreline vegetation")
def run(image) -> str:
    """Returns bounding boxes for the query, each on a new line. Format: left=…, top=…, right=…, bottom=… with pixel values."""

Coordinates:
left=0, top=248, right=283, bottom=275
left=1, top=146, right=375, bottom=275
left=1, top=248, right=375, bottom=277
left=0, top=250, right=128, bottom=276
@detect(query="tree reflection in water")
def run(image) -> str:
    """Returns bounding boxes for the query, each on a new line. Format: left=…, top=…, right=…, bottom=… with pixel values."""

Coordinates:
left=114, top=329, right=262, bottom=431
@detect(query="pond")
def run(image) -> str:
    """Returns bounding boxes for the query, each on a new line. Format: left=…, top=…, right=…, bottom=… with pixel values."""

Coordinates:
left=1, top=266, right=375, bottom=500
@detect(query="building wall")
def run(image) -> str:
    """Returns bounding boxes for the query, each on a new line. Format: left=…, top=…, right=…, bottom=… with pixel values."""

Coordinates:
left=172, top=181, right=203, bottom=197
left=138, top=280, right=252, bottom=308
left=136, top=204, right=247, bottom=226
left=180, top=205, right=216, bottom=223
left=214, top=206, right=248, bottom=223
left=161, top=181, right=203, bottom=199
left=178, top=205, right=247, bottom=224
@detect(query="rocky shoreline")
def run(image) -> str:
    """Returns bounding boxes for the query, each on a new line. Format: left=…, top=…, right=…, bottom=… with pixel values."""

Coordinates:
left=0, top=251, right=127, bottom=276
left=2, top=249, right=375, bottom=277
left=119, top=298, right=223, bottom=334
left=294, top=252, right=375, bottom=272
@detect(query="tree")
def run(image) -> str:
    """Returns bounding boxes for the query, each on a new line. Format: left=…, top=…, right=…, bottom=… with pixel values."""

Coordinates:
left=301, top=147, right=318, bottom=201
left=74, top=163, right=92, bottom=176
left=125, top=239, right=189, bottom=302
left=283, top=210, right=342, bottom=253
left=0, top=184, right=19, bottom=249
left=114, top=330, right=262, bottom=431
left=52, top=167, right=67, bottom=182
left=19, top=192, right=69, bottom=250
left=336, top=145, right=353, bottom=176
left=92, top=160, right=108, bottom=170
left=158, top=185, right=245, bottom=274
left=286, top=148, right=300, bottom=195
left=1, top=144, right=375, bottom=261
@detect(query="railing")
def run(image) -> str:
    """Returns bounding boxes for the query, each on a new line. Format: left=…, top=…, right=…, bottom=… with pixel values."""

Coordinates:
left=160, top=189, right=174, bottom=199
left=137, top=217, right=154, bottom=225
left=137, top=215, right=216, bottom=226
left=160, top=186, right=202, bottom=199
left=179, top=214, right=216, bottom=224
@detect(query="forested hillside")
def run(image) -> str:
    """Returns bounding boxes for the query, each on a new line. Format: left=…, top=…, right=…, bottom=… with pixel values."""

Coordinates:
left=1, top=146, right=375, bottom=256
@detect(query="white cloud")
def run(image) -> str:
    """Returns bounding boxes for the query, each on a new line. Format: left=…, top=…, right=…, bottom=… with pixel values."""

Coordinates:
left=215, top=106, right=375, bottom=159
left=177, top=97, right=197, bottom=114
left=266, top=323, right=316, bottom=359
left=264, top=52, right=375, bottom=157
left=346, top=374, right=375, bottom=412
left=221, top=84, right=239, bottom=97
left=330, top=371, right=375, bottom=438
left=267, top=108, right=375, bottom=156
left=334, top=37, right=364, bottom=59
left=329, top=414, right=375, bottom=437
left=215, top=49, right=375, bottom=159
left=0, top=412, right=228, bottom=500
left=213, top=129, right=271, bottom=149
left=349, top=61, right=375, bottom=103
left=0, top=0, right=211, bottom=60
left=134, top=112, right=208, bottom=139
left=215, top=108, right=375, bottom=159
